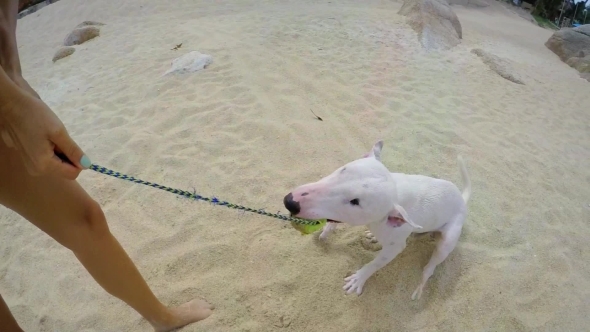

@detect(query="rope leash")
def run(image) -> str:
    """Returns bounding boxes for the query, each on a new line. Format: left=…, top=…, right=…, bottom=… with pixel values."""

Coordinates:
left=89, top=164, right=321, bottom=226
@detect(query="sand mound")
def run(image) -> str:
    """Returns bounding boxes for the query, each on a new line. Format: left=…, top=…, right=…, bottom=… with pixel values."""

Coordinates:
left=471, top=48, right=524, bottom=84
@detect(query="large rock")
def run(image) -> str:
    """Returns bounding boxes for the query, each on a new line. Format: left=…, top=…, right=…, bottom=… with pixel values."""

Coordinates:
left=63, top=26, right=100, bottom=46
left=398, top=0, right=462, bottom=51
left=545, top=25, right=590, bottom=62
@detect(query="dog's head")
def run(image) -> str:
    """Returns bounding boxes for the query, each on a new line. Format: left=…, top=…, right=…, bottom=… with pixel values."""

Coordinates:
left=284, top=140, right=419, bottom=228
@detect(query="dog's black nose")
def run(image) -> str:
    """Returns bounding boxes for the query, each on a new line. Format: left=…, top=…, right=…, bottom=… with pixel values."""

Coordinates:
left=283, top=192, right=301, bottom=215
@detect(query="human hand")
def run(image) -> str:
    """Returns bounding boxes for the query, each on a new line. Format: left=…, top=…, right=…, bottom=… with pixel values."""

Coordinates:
left=0, top=91, right=91, bottom=180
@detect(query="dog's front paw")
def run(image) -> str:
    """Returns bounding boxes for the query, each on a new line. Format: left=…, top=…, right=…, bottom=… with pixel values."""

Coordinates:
left=361, top=230, right=381, bottom=251
left=343, top=271, right=369, bottom=295
left=364, top=230, right=378, bottom=243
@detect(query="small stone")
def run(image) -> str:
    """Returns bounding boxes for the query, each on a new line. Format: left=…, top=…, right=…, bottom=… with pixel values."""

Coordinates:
left=52, top=46, right=75, bottom=62
left=63, top=26, right=100, bottom=46
left=75, top=21, right=105, bottom=29
left=163, top=51, right=213, bottom=75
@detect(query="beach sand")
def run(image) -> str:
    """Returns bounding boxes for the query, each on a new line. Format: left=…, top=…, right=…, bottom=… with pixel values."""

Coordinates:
left=2, top=0, right=590, bottom=331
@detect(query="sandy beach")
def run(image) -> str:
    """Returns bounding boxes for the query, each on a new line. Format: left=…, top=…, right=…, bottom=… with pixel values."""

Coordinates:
left=1, top=0, right=590, bottom=330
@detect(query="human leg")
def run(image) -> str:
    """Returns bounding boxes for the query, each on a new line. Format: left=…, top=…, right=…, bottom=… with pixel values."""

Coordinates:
left=0, top=144, right=213, bottom=331
left=0, top=293, right=23, bottom=332
left=0, top=0, right=40, bottom=98
left=1, top=1, right=212, bottom=328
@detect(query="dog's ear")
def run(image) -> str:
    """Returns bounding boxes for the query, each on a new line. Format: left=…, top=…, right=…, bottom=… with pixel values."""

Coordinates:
left=364, top=140, right=384, bottom=160
left=387, top=204, right=422, bottom=229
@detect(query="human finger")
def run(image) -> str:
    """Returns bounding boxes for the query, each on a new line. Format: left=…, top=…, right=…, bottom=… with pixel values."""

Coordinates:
left=49, top=127, right=91, bottom=170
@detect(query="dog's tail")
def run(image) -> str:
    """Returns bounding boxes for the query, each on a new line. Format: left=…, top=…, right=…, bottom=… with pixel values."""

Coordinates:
left=457, top=155, right=471, bottom=204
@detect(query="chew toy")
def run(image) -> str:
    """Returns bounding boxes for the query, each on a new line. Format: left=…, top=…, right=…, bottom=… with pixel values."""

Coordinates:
left=291, top=219, right=327, bottom=235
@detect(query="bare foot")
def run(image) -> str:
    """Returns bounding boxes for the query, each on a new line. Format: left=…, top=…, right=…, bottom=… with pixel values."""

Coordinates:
left=152, top=299, right=214, bottom=332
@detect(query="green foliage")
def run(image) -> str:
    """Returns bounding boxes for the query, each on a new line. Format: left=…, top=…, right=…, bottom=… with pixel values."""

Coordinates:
left=533, top=0, right=588, bottom=25
left=533, top=14, right=560, bottom=29
left=532, top=0, right=564, bottom=20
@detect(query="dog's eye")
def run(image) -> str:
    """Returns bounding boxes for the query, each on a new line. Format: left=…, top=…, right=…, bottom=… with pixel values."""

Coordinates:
left=350, top=198, right=360, bottom=206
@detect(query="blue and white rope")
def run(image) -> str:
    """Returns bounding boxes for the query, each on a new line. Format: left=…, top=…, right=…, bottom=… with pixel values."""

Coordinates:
left=89, top=164, right=321, bottom=226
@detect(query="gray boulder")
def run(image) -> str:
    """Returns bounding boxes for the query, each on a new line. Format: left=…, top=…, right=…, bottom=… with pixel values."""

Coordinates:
left=545, top=25, right=590, bottom=62
left=565, top=55, right=590, bottom=73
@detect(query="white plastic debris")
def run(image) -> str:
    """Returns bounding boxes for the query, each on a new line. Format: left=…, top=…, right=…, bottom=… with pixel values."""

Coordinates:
left=164, top=51, right=213, bottom=75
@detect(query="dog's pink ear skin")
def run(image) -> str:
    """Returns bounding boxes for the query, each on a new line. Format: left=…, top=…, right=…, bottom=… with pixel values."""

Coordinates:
left=387, top=215, right=406, bottom=228
left=387, top=204, right=423, bottom=229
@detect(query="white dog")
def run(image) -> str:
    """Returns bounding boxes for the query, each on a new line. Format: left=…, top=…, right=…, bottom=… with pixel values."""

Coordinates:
left=283, top=140, right=471, bottom=300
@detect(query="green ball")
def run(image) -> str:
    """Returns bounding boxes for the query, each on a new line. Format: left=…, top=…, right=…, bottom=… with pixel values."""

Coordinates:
left=290, top=219, right=327, bottom=235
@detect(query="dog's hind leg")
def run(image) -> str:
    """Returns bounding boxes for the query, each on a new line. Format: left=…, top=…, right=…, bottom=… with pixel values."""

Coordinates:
left=411, top=217, right=463, bottom=300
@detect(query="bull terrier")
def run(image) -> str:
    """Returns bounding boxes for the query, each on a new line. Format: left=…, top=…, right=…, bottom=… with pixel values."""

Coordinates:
left=283, top=140, right=471, bottom=300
